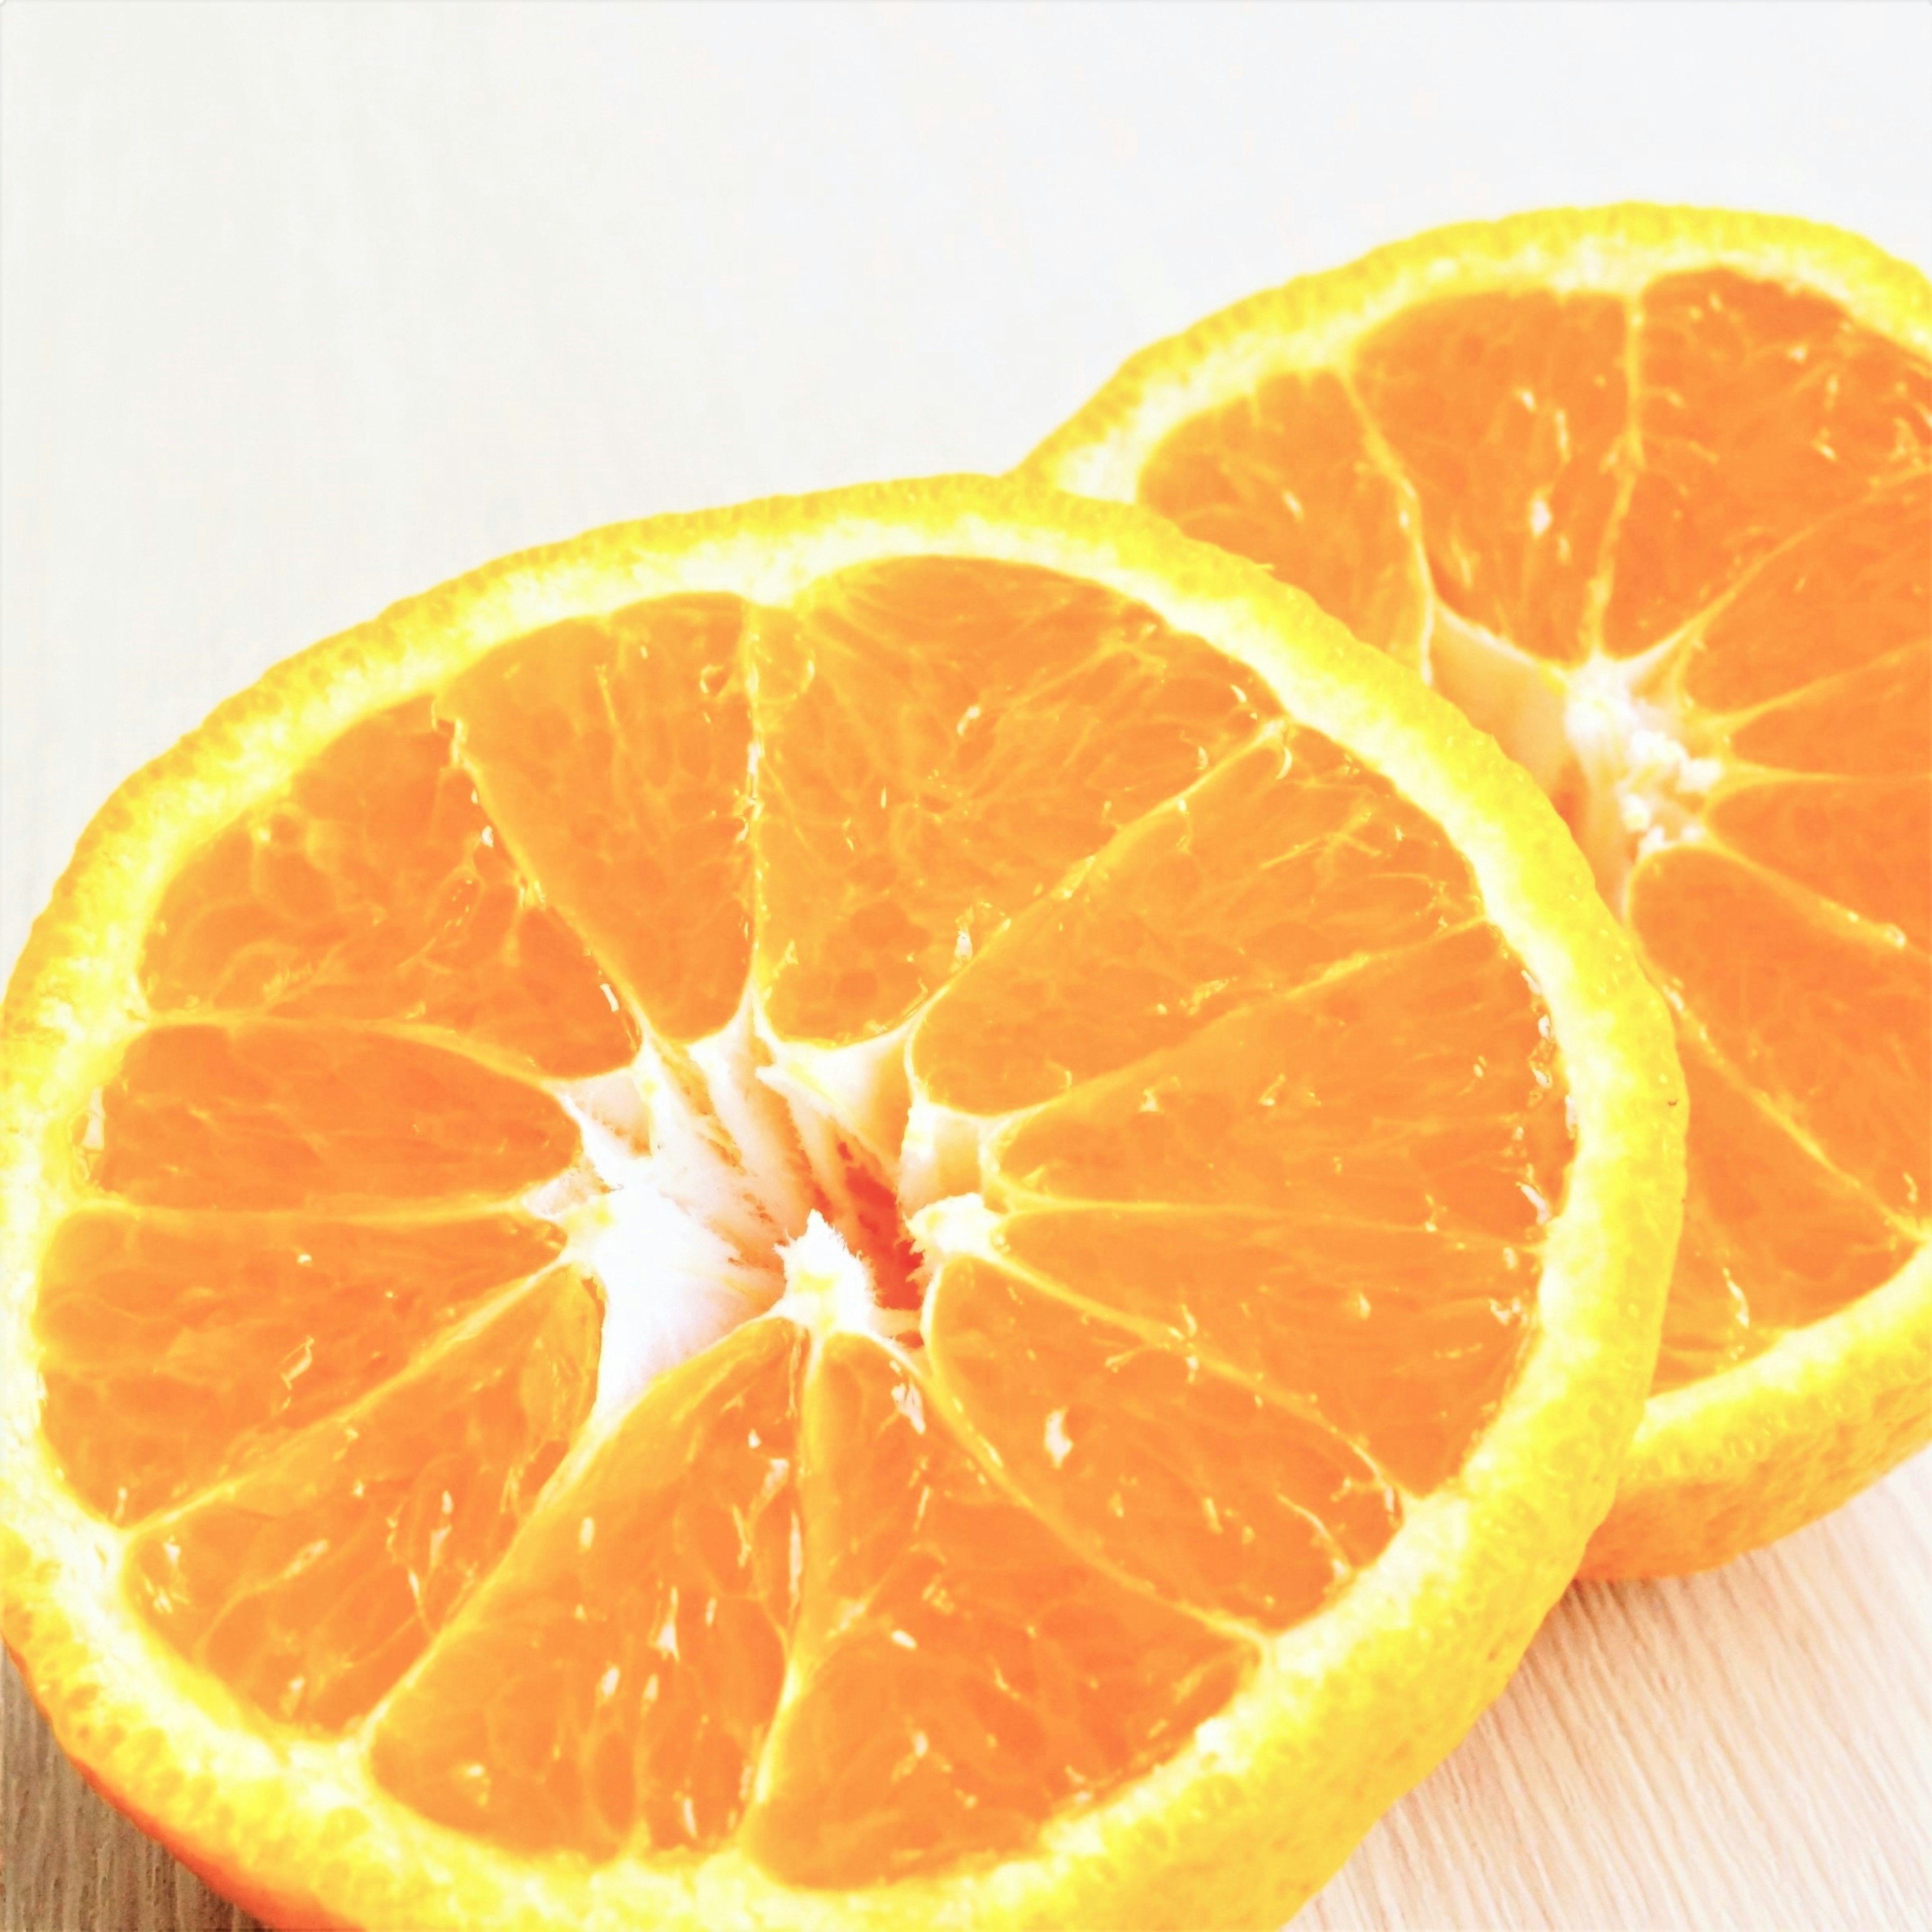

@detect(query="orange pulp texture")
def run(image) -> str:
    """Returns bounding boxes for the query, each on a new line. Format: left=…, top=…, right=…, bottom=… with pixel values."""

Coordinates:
left=39, top=557, right=1570, bottom=1884
left=1136, top=271, right=1929, bottom=1391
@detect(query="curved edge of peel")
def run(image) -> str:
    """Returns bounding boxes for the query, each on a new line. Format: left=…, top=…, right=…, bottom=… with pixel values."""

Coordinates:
left=1022, top=203, right=1932, bottom=502
left=2, top=476, right=1682, bottom=1931
left=1581, top=1250, right=1932, bottom=1577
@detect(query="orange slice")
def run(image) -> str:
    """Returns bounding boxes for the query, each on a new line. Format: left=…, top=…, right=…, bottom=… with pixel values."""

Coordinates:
left=1028, top=207, right=1932, bottom=1577
left=1, top=479, right=1679, bottom=1928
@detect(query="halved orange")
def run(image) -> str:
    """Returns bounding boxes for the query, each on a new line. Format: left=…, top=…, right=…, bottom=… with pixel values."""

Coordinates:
left=1, top=479, right=1678, bottom=1927
left=1028, top=208, right=1932, bottom=1577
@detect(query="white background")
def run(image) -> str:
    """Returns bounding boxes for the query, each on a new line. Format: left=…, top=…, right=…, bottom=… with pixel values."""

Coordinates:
left=4, top=6, right=1928, bottom=1928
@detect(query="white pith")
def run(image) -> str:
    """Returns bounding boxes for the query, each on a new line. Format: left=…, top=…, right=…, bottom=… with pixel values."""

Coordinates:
left=770, top=1212, right=892, bottom=1343
left=535, top=569, right=1709, bottom=1435
left=1428, top=601, right=1716, bottom=918
left=551, top=983, right=949, bottom=1421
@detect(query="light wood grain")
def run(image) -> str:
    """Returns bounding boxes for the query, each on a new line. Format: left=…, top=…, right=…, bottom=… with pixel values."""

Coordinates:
left=5, top=7, right=1929, bottom=1928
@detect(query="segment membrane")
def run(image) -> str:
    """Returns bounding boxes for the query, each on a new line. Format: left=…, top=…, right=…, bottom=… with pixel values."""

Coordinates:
left=994, top=1210, right=1533, bottom=1494
left=1137, top=368, right=1429, bottom=660
left=86, top=1023, right=580, bottom=1210
left=739, top=1335, right=1251, bottom=1886
left=370, top=1319, right=804, bottom=1858
left=1631, top=846, right=1928, bottom=1220
left=751, top=557, right=1278, bottom=1043
left=1680, top=474, right=1930, bottom=713
left=911, top=725, right=1480, bottom=1116
left=1709, top=777, right=1929, bottom=950
left=927, top=1258, right=1399, bottom=1624
left=991, top=922, right=1570, bottom=1243
left=125, top=1269, right=599, bottom=1731
left=140, top=702, right=638, bottom=1078
left=1658, top=1043, right=1916, bottom=1390
left=1727, top=646, right=1930, bottom=778
left=441, top=596, right=757, bottom=1044
left=1606, top=270, right=1932, bottom=657
left=1352, top=289, right=1631, bottom=664
left=35, top=1211, right=562, bottom=1523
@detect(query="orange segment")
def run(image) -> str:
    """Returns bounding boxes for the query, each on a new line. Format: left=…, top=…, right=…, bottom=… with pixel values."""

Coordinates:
left=910, top=726, right=1479, bottom=1115
left=994, top=923, right=1570, bottom=1241
left=927, top=1257, right=1399, bottom=1624
left=441, top=597, right=756, bottom=1043
left=1606, top=269, right=1932, bottom=656
left=1138, top=369, right=1429, bottom=660
left=140, top=702, right=638, bottom=1077
left=124, top=1268, right=600, bottom=1731
left=1659, top=1045, right=1915, bottom=1390
left=1680, top=474, right=1930, bottom=712
left=1631, top=846, right=1928, bottom=1218
left=86, top=1023, right=581, bottom=1210
left=739, top=1333, right=1251, bottom=1888
left=994, top=1210, right=1533, bottom=1495
left=1726, top=643, right=1929, bottom=777
left=1709, top=777, right=1929, bottom=948
left=751, top=557, right=1277, bottom=1042
left=33, top=1210, right=563, bottom=1524
left=1352, top=290, right=1630, bottom=663
left=370, top=1319, right=804, bottom=1858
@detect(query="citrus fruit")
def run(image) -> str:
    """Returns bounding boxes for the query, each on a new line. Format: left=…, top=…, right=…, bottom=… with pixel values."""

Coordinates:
left=1, top=478, right=1679, bottom=1928
left=1027, top=207, right=1932, bottom=1579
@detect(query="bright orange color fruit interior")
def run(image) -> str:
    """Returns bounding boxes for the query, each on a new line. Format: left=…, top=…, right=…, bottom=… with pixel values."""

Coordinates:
left=38, top=558, right=1571, bottom=1883
left=1138, top=270, right=1929, bottom=1391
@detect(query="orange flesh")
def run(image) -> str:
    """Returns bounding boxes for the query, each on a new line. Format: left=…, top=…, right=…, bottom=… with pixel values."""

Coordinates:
left=37, top=557, right=1567, bottom=1881
left=752, top=559, right=1276, bottom=1042
left=908, top=727, right=1479, bottom=1114
left=1139, top=370, right=1429, bottom=662
left=1605, top=274, right=1930, bottom=658
left=993, top=1211, right=1532, bottom=1495
left=1139, top=266, right=1931, bottom=1391
left=125, top=1269, right=600, bottom=1731
left=1350, top=289, right=1630, bottom=664
left=927, top=1258, right=1401, bottom=1622
left=440, top=596, right=757, bottom=1045
left=369, top=1319, right=806, bottom=1858
left=35, top=1210, right=564, bottom=1523
left=740, top=1333, right=1250, bottom=1885
left=141, top=702, right=639, bottom=1077
left=87, top=1023, right=583, bottom=1211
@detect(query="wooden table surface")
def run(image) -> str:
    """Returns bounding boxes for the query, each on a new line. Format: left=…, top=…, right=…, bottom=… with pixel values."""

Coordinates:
left=5, top=7, right=1929, bottom=1927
